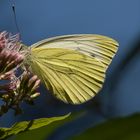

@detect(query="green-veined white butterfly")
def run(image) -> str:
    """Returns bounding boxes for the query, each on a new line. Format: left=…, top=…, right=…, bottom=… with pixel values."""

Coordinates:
left=24, top=34, right=119, bottom=104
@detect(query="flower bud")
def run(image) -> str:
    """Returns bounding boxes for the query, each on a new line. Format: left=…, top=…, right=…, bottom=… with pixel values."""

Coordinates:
left=0, top=71, right=15, bottom=80
left=15, top=54, right=24, bottom=64
left=1, top=94, right=10, bottom=102
left=28, top=75, right=38, bottom=88
left=1, top=82, right=16, bottom=92
left=31, top=79, right=41, bottom=93
left=30, top=92, right=40, bottom=99
left=0, top=31, right=41, bottom=116
left=20, top=72, right=30, bottom=89
left=0, top=31, right=7, bottom=51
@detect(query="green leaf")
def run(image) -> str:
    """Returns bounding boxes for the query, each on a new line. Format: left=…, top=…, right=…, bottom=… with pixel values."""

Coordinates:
left=71, top=113, right=140, bottom=140
left=10, top=112, right=83, bottom=140
left=0, top=113, right=70, bottom=140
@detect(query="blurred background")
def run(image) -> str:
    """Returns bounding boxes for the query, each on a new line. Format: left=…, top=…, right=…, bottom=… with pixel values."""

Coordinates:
left=0, top=0, right=140, bottom=139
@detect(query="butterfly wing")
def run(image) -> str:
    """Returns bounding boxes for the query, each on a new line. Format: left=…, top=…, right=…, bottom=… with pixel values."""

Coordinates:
left=29, top=34, right=118, bottom=104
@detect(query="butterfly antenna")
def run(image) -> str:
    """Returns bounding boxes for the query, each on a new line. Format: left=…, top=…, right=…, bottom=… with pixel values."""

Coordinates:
left=11, top=2, right=22, bottom=39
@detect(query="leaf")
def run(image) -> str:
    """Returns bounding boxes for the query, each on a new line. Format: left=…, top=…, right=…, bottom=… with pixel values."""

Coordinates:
left=0, top=113, right=70, bottom=140
left=71, top=113, right=140, bottom=140
left=10, top=112, right=83, bottom=140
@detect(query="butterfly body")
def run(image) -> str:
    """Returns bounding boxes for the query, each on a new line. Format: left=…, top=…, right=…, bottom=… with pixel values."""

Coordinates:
left=25, top=34, right=118, bottom=104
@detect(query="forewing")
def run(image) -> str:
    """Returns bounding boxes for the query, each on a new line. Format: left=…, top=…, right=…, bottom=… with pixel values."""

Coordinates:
left=31, top=34, right=118, bottom=68
left=29, top=34, right=118, bottom=104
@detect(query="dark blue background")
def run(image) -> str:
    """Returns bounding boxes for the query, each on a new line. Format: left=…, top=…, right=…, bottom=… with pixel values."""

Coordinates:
left=0, top=0, right=140, bottom=139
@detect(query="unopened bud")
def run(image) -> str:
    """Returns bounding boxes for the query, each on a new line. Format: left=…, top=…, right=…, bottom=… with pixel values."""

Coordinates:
left=28, top=75, right=38, bottom=88
left=0, top=32, right=7, bottom=51
left=2, top=94, right=10, bottom=101
left=1, top=82, right=16, bottom=92
left=0, top=71, right=14, bottom=80
left=0, top=50, right=7, bottom=59
left=15, top=54, right=24, bottom=64
left=30, top=92, right=40, bottom=98
left=20, top=72, right=30, bottom=88
left=0, top=71, right=15, bottom=80
left=4, top=61, right=15, bottom=72
left=31, top=79, right=41, bottom=92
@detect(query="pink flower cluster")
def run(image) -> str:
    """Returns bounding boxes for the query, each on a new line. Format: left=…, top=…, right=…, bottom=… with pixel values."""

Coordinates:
left=0, top=31, right=40, bottom=116
left=0, top=31, right=23, bottom=79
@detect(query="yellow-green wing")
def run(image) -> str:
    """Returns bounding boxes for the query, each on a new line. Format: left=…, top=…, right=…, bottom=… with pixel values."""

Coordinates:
left=29, top=34, right=118, bottom=104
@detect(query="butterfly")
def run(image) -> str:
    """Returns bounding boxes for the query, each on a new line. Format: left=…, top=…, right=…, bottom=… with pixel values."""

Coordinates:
left=24, top=34, right=119, bottom=104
